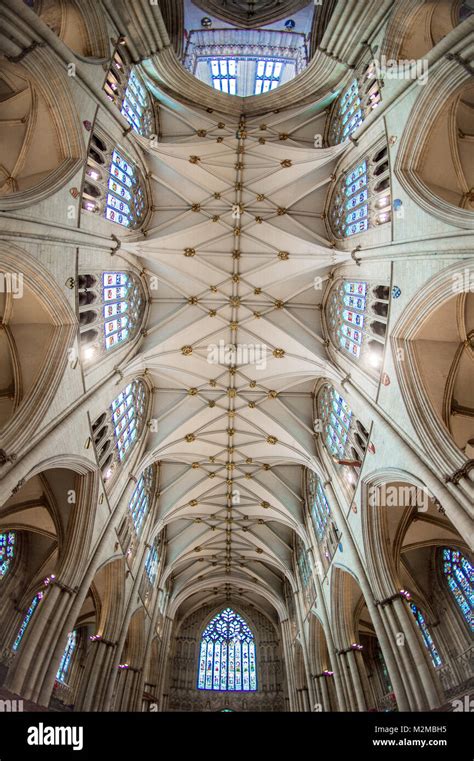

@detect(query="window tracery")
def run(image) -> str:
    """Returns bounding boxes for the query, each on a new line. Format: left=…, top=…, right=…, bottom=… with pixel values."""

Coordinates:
left=329, top=63, right=381, bottom=145
left=326, top=279, right=389, bottom=370
left=197, top=608, right=257, bottom=692
left=82, top=133, right=147, bottom=229
left=77, top=271, right=145, bottom=361
left=91, top=380, right=147, bottom=481
left=329, top=146, right=391, bottom=238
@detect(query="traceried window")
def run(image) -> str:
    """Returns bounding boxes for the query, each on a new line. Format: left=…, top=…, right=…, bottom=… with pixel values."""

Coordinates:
left=139, top=536, right=161, bottom=605
left=318, top=384, right=369, bottom=488
left=129, top=466, right=154, bottom=536
left=442, top=548, right=473, bottom=631
left=410, top=603, right=442, bottom=668
left=0, top=531, right=15, bottom=578
left=306, top=470, right=340, bottom=567
left=82, top=133, right=147, bottom=229
left=92, top=379, right=147, bottom=482
left=296, top=537, right=312, bottom=588
left=307, top=473, right=330, bottom=540
left=104, top=50, right=154, bottom=137
left=112, top=382, right=146, bottom=462
left=56, top=630, right=77, bottom=684
left=12, top=592, right=43, bottom=651
left=326, top=279, right=389, bottom=369
left=255, top=60, right=284, bottom=94
left=329, top=146, right=391, bottom=238
left=329, top=63, right=381, bottom=145
left=197, top=608, right=257, bottom=692
left=209, top=59, right=237, bottom=94
left=78, top=271, right=145, bottom=362
left=145, top=542, right=159, bottom=585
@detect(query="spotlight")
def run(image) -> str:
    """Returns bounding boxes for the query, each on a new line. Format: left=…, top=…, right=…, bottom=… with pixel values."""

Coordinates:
left=368, top=351, right=381, bottom=368
left=83, top=346, right=96, bottom=361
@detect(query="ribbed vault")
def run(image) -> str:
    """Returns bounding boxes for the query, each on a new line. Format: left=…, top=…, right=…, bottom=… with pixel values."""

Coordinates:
left=122, top=83, right=350, bottom=618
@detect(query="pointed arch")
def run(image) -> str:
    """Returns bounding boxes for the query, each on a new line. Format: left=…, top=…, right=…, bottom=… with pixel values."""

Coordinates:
left=197, top=607, right=257, bottom=691
left=0, top=52, right=83, bottom=210
left=0, top=243, right=77, bottom=463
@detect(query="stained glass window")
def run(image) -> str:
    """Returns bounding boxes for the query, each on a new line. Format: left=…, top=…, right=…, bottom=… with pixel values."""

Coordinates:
left=337, top=79, right=363, bottom=141
left=442, top=548, right=473, bottom=631
left=255, top=60, right=284, bottom=94
left=340, top=161, right=368, bottom=237
left=111, top=381, right=146, bottom=462
left=209, top=59, right=237, bottom=94
left=197, top=608, right=257, bottom=691
left=308, top=474, right=331, bottom=539
left=105, top=149, right=146, bottom=228
left=317, top=385, right=369, bottom=490
left=82, top=133, right=147, bottom=229
left=330, top=147, right=391, bottom=238
left=410, top=603, right=442, bottom=668
left=104, top=51, right=154, bottom=137
left=326, top=280, right=388, bottom=365
left=92, top=379, right=147, bottom=482
left=102, top=272, right=143, bottom=350
left=12, top=592, right=43, bottom=651
left=78, top=271, right=145, bottom=360
left=56, top=630, right=77, bottom=684
left=145, top=543, right=159, bottom=585
left=319, top=385, right=353, bottom=460
left=329, top=64, right=381, bottom=145
left=0, top=531, right=15, bottom=578
left=129, top=466, right=154, bottom=535
left=297, top=538, right=312, bottom=588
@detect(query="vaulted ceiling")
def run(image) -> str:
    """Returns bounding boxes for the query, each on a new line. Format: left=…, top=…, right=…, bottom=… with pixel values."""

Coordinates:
left=123, top=84, right=350, bottom=619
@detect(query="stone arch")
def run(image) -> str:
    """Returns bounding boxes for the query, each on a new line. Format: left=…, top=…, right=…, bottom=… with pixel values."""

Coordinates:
left=112, top=607, right=147, bottom=711
left=0, top=51, right=83, bottom=210
left=360, top=468, right=470, bottom=704
left=0, top=461, right=98, bottom=702
left=307, top=613, right=338, bottom=711
left=391, top=262, right=474, bottom=474
left=330, top=565, right=398, bottom=711
left=0, top=244, right=77, bottom=464
left=28, top=0, right=109, bottom=59
left=164, top=599, right=286, bottom=711
left=382, top=0, right=469, bottom=61
left=395, top=48, right=474, bottom=229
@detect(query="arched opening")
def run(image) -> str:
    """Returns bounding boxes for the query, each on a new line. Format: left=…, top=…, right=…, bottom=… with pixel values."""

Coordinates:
left=316, top=384, right=368, bottom=491
left=325, top=278, right=389, bottom=374
left=82, top=134, right=148, bottom=229
left=328, top=145, right=391, bottom=239
left=197, top=607, right=257, bottom=691
left=392, top=0, right=471, bottom=61
left=331, top=567, right=396, bottom=712
left=362, top=474, right=472, bottom=706
left=0, top=464, right=97, bottom=704
left=397, top=285, right=473, bottom=461
left=112, top=608, right=146, bottom=711
left=308, top=615, right=338, bottom=711
left=26, top=0, right=109, bottom=58
left=414, top=81, right=474, bottom=211
left=91, top=379, right=149, bottom=487
left=0, top=59, right=83, bottom=210
left=78, top=271, right=146, bottom=363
